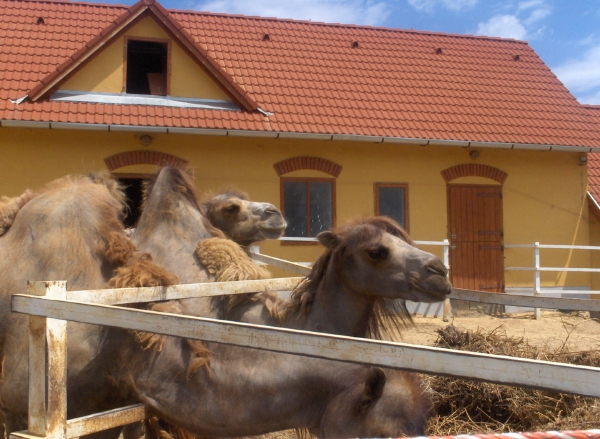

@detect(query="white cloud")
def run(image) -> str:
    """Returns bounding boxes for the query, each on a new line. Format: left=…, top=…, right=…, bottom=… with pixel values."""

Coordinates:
left=476, top=14, right=527, bottom=40
left=406, top=0, right=477, bottom=13
left=195, top=0, right=391, bottom=26
left=475, top=0, right=550, bottom=40
left=553, top=44, right=600, bottom=95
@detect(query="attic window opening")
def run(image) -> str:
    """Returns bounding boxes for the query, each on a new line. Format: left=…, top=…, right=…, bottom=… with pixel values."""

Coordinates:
left=352, top=41, right=359, bottom=48
left=436, top=47, right=442, bottom=54
left=126, top=39, right=168, bottom=96
left=36, top=17, right=45, bottom=25
left=514, top=54, right=520, bottom=61
left=262, top=33, right=270, bottom=41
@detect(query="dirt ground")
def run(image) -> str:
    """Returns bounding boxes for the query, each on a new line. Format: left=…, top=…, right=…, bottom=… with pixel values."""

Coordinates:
left=400, top=309, right=600, bottom=351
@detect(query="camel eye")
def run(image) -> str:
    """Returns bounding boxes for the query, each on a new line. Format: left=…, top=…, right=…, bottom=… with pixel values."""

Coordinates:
left=366, top=247, right=389, bottom=261
left=224, top=204, right=240, bottom=214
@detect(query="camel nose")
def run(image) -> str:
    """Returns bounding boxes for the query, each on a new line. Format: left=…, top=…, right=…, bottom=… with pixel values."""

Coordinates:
left=426, top=258, right=448, bottom=277
left=265, top=206, right=281, bottom=216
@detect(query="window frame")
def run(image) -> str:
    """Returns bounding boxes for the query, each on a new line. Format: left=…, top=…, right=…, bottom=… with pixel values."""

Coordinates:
left=280, top=176, right=337, bottom=245
left=374, top=182, right=409, bottom=232
left=123, top=36, right=172, bottom=96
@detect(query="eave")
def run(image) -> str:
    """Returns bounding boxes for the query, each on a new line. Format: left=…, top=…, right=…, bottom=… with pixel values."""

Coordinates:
left=0, top=119, right=595, bottom=153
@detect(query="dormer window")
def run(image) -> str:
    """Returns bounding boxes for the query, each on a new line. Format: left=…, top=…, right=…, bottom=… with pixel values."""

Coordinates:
left=125, top=38, right=169, bottom=96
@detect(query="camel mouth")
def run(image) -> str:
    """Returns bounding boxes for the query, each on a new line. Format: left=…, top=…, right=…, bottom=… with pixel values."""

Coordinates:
left=410, top=279, right=452, bottom=302
left=258, top=224, right=287, bottom=239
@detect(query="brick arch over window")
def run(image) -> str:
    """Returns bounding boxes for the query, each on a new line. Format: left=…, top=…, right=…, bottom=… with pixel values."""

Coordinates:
left=274, top=156, right=342, bottom=177
left=441, top=164, right=507, bottom=184
left=104, top=150, right=188, bottom=172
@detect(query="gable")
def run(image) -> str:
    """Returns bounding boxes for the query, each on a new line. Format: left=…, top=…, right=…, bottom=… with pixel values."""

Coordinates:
left=59, top=16, right=230, bottom=101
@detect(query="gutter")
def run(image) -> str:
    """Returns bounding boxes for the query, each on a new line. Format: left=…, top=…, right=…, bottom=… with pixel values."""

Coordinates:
left=0, top=119, right=595, bottom=153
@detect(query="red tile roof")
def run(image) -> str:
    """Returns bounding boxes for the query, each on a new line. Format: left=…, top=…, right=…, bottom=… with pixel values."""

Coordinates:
left=1, top=0, right=600, bottom=148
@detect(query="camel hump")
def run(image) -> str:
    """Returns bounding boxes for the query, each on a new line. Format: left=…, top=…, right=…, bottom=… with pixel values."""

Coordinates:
left=0, top=189, right=37, bottom=236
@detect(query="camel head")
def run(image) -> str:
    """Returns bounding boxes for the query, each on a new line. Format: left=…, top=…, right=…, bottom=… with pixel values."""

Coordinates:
left=320, top=367, right=430, bottom=437
left=202, top=190, right=286, bottom=246
left=317, top=216, right=452, bottom=302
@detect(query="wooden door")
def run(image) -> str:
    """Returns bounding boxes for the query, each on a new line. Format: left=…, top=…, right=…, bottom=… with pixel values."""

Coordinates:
left=448, top=184, right=505, bottom=292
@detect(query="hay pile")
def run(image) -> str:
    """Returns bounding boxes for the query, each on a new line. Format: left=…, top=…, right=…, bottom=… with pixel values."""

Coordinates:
left=426, top=324, right=600, bottom=435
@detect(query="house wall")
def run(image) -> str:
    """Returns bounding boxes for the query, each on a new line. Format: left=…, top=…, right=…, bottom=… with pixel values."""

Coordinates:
left=588, top=206, right=600, bottom=297
left=60, top=16, right=230, bottom=101
left=0, top=126, right=591, bottom=287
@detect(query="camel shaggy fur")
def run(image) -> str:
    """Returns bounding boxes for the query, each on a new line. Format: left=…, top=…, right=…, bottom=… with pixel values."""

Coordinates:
left=0, top=189, right=37, bottom=236
left=0, top=172, right=166, bottom=439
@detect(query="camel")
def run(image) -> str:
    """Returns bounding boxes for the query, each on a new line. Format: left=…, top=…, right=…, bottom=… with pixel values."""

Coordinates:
left=98, top=319, right=432, bottom=438
left=101, top=215, right=449, bottom=437
left=0, top=173, right=175, bottom=438
left=202, top=189, right=286, bottom=246
left=199, top=217, right=451, bottom=338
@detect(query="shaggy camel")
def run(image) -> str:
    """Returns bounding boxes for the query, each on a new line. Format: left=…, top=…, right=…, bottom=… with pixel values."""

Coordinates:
left=202, top=189, right=286, bottom=246
left=101, top=215, right=450, bottom=437
left=0, top=173, right=175, bottom=438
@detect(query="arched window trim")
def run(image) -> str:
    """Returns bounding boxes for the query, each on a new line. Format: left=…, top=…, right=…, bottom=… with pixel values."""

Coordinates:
left=441, top=163, right=507, bottom=184
left=273, top=156, right=342, bottom=177
left=104, top=150, right=188, bottom=172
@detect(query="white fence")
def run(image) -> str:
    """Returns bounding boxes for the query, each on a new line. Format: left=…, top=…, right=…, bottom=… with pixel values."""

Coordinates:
left=8, top=278, right=600, bottom=439
left=506, top=242, right=600, bottom=318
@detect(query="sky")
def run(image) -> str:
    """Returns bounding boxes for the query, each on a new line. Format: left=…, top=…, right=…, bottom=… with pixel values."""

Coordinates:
left=95, top=0, right=600, bottom=105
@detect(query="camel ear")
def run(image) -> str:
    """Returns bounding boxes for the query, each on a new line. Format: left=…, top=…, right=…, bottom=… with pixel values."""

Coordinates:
left=317, top=231, right=341, bottom=249
left=361, top=367, right=386, bottom=403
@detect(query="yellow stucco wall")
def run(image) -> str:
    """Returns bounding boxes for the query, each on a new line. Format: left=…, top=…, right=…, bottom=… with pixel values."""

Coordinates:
left=588, top=207, right=600, bottom=297
left=0, top=126, right=592, bottom=288
left=60, top=16, right=230, bottom=101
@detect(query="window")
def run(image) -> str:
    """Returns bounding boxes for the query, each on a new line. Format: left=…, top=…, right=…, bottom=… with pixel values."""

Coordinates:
left=112, top=174, right=154, bottom=227
left=375, top=183, right=408, bottom=231
left=282, top=178, right=335, bottom=238
left=126, top=39, right=169, bottom=96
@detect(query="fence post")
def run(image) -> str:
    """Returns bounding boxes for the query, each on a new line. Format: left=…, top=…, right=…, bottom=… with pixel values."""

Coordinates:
left=442, top=239, right=452, bottom=322
left=533, top=242, right=541, bottom=320
left=27, top=281, right=68, bottom=439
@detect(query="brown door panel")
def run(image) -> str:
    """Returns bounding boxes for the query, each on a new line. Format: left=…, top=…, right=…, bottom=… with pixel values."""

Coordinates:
left=448, top=184, right=505, bottom=292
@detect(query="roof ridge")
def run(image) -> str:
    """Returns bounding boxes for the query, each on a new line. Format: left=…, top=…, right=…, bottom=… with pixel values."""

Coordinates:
left=170, top=8, right=529, bottom=44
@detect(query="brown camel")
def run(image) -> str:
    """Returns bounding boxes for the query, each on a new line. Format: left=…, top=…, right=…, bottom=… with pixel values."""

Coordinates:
left=200, top=217, right=451, bottom=339
left=0, top=173, right=174, bottom=439
left=202, top=189, right=286, bottom=246
left=103, top=216, right=449, bottom=436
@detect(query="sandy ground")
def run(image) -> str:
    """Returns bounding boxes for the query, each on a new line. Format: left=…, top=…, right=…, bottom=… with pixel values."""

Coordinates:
left=400, top=309, right=600, bottom=351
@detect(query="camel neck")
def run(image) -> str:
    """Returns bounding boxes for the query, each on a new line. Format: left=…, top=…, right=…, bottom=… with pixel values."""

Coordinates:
left=302, top=262, right=375, bottom=337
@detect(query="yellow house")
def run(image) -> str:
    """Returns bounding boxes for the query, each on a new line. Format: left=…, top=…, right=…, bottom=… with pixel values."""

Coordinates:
left=1, top=0, right=600, bottom=295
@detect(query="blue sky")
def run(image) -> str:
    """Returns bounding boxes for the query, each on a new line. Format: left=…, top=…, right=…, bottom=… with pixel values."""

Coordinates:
left=100, top=0, right=600, bottom=104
